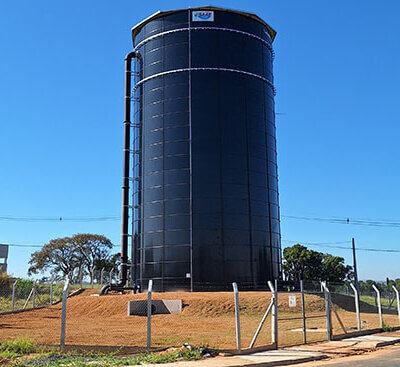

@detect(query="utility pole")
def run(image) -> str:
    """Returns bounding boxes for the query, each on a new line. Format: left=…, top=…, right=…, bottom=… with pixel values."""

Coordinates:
left=352, top=238, right=360, bottom=295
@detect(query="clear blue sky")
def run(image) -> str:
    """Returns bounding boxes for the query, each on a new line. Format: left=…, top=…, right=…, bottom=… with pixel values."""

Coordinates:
left=1, top=0, right=399, bottom=281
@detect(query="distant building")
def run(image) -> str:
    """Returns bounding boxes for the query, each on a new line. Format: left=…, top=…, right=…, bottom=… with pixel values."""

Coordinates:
left=0, top=244, right=8, bottom=273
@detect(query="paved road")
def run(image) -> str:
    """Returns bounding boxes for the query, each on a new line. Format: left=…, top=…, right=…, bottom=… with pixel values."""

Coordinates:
left=298, top=345, right=400, bottom=367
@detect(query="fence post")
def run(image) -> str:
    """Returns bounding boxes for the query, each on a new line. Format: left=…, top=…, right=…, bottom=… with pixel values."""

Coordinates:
left=32, top=281, right=36, bottom=309
left=60, top=277, right=70, bottom=350
left=147, top=279, right=153, bottom=349
left=249, top=298, right=274, bottom=348
left=100, top=268, right=105, bottom=286
left=300, top=280, right=306, bottom=344
left=232, top=282, right=241, bottom=351
left=274, top=279, right=278, bottom=345
left=50, top=277, right=54, bottom=305
left=392, top=285, right=400, bottom=326
left=11, top=279, right=18, bottom=311
left=321, top=282, right=332, bottom=341
left=349, top=283, right=361, bottom=331
left=91, top=266, right=95, bottom=288
left=268, top=280, right=278, bottom=347
left=372, top=284, right=383, bottom=328
left=23, top=288, right=34, bottom=310
left=79, top=265, right=83, bottom=288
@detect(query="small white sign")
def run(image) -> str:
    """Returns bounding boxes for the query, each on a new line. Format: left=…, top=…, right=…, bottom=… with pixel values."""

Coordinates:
left=186, top=273, right=191, bottom=278
left=289, top=294, right=297, bottom=308
left=192, top=11, right=214, bottom=22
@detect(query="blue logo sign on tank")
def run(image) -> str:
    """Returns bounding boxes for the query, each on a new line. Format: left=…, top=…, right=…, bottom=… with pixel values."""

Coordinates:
left=192, top=11, right=214, bottom=22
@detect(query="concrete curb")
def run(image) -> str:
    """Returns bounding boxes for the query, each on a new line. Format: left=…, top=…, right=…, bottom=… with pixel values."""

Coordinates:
left=140, top=353, right=327, bottom=367
left=375, top=339, right=400, bottom=348
left=332, top=326, right=400, bottom=341
left=226, top=355, right=328, bottom=367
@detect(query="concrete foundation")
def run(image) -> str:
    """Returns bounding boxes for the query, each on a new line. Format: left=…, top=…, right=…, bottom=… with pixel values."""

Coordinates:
left=127, top=300, right=182, bottom=316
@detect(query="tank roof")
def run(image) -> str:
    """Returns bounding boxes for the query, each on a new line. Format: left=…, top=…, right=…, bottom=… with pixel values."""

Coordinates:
left=131, top=6, right=276, bottom=44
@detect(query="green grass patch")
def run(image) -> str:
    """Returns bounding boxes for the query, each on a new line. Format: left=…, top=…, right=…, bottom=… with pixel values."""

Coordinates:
left=382, top=321, right=395, bottom=332
left=0, top=338, right=209, bottom=367
left=0, top=337, right=38, bottom=355
left=23, top=349, right=204, bottom=367
left=360, top=295, right=397, bottom=308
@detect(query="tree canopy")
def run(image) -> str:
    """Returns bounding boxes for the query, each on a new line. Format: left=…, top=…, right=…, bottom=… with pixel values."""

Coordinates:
left=28, top=233, right=114, bottom=281
left=359, top=278, right=400, bottom=293
left=282, top=244, right=352, bottom=282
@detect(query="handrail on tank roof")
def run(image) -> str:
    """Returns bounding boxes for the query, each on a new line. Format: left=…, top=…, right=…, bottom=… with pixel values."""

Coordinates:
left=131, top=6, right=276, bottom=44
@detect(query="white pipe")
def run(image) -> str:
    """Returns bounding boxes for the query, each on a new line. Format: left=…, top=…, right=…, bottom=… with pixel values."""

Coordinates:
left=147, top=279, right=153, bottom=349
left=392, top=285, right=400, bottom=326
left=372, top=284, right=383, bottom=328
left=232, top=283, right=241, bottom=351
left=350, top=283, right=361, bottom=330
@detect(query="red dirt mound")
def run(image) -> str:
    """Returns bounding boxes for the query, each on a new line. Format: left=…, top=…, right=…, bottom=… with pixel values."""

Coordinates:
left=0, top=289, right=398, bottom=349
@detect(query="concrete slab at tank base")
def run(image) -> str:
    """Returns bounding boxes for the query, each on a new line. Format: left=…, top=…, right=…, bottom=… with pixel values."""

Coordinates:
left=127, top=300, right=182, bottom=316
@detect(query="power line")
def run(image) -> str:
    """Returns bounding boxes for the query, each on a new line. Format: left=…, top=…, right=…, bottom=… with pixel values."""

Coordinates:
left=0, top=216, right=120, bottom=222
left=2, top=238, right=400, bottom=253
left=3, top=213, right=400, bottom=227
left=283, top=239, right=350, bottom=246
left=282, top=215, right=400, bottom=228
left=0, top=243, right=42, bottom=248
left=0, top=242, right=121, bottom=248
left=282, top=239, right=400, bottom=253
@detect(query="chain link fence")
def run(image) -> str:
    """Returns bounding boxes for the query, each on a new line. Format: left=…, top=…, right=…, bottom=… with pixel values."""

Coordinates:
left=0, top=278, right=399, bottom=352
left=0, top=280, right=68, bottom=313
left=327, top=281, right=399, bottom=337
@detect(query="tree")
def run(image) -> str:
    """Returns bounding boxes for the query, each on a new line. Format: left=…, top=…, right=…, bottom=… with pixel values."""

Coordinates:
left=359, top=279, right=375, bottom=293
left=28, top=237, right=79, bottom=279
left=282, top=244, right=323, bottom=281
left=283, top=244, right=352, bottom=282
left=93, top=253, right=121, bottom=282
left=320, top=253, right=352, bottom=282
left=73, top=234, right=113, bottom=283
left=0, top=270, right=11, bottom=289
left=28, top=234, right=114, bottom=281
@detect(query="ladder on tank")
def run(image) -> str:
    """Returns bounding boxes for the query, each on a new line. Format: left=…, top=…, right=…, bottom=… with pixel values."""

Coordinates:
left=128, top=57, right=142, bottom=287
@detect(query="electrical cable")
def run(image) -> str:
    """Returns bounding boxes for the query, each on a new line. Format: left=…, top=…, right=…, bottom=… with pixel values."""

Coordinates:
left=0, top=216, right=120, bottom=222
left=282, top=215, right=400, bottom=228
left=0, top=243, right=120, bottom=248
left=282, top=239, right=400, bottom=253
left=3, top=213, right=400, bottom=226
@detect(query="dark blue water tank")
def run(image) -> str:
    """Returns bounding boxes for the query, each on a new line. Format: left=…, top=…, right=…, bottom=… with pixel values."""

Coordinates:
left=131, top=6, right=281, bottom=291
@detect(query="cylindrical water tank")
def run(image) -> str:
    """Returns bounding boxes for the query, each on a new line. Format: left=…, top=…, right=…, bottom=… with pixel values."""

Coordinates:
left=131, top=6, right=281, bottom=291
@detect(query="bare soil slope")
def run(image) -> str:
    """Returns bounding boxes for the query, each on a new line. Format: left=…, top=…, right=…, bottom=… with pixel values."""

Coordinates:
left=0, top=290, right=397, bottom=349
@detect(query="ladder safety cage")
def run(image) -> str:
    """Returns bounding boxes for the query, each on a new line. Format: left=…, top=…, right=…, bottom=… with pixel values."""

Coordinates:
left=130, top=53, right=143, bottom=287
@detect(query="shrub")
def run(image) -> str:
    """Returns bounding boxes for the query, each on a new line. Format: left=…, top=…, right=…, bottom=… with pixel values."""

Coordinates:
left=0, top=337, right=37, bottom=355
left=382, top=322, right=395, bottom=332
left=0, top=272, right=11, bottom=289
left=15, top=279, right=34, bottom=298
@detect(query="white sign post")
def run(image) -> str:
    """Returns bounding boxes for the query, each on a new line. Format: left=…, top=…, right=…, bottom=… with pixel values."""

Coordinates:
left=289, top=294, right=297, bottom=308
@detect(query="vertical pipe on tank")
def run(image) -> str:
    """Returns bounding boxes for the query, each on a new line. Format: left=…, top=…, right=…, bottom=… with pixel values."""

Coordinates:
left=121, top=51, right=137, bottom=286
left=188, top=9, right=194, bottom=292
